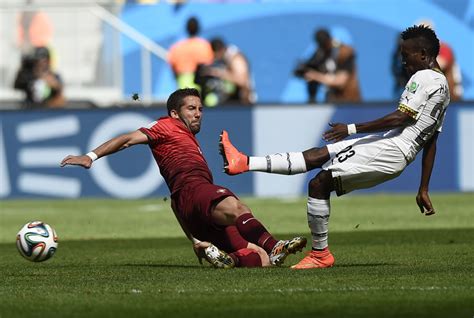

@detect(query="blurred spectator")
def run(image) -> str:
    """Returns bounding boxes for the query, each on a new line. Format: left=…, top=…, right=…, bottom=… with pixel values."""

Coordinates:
left=294, top=28, right=361, bottom=103
left=13, top=47, right=65, bottom=109
left=16, top=5, right=53, bottom=52
left=195, top=38, right=255, bottom=107
left=391, top=35, right=410, bottom=97
left=436, top=39, right=463, bottom=101
left=167, top=17, right=213, bottom=89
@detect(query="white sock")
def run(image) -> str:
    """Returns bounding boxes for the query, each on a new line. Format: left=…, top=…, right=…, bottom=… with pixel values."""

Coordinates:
left=248, top=152, right=307, bottom=175
left=307, top=197, right=330, bottom=250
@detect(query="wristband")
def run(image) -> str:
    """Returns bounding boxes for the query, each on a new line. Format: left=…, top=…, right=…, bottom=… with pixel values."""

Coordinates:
left=347, top=124, right=357, bottom=135
left=86, top=151, right=98, bottom=161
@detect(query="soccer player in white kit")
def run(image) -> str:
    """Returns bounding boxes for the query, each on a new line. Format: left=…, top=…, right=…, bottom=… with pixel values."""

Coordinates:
left=219, top=25, right=450, bottom=269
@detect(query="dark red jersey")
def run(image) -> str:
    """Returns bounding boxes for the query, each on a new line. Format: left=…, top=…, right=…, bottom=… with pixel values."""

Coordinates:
left=139, top=117, right=213, bottom=195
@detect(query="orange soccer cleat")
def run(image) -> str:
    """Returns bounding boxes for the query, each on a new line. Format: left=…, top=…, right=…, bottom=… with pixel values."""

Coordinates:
left=291, top=249, right=335, bottom=270
left=219, top=130, right=249, bottom=175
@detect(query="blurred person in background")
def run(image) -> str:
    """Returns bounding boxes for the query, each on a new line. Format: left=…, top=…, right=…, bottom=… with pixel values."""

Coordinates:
left=13, top=46, right=65, bottom=108
left=16, top=2, right=53, bottom=53
left=295, top=28, right=361, bottom=103
left=195, top=38, right=255, bottom=107
left=168, top=17, right=214, bottom=90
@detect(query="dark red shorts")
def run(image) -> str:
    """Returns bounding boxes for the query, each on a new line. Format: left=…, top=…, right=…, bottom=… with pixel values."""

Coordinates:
left=172, top=182, right=245, bottom=252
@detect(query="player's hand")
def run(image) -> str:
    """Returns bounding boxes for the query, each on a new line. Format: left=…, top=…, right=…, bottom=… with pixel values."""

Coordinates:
left=416, top=190, right=435, bottom=216
left=303, top=70, right=322, bottom=82
left=323, top=122, right=349, bottom=142
left=60, top=155, right=93, bottom=169
left=193, top=241, right=211, bottom=265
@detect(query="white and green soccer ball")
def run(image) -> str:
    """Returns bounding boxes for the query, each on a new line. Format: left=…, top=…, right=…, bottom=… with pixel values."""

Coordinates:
left=16, top=221, right=58, bottom=262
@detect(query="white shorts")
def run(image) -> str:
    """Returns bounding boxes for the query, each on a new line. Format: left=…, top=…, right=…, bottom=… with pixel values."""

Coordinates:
left=322, top=135, right=408, bottom=196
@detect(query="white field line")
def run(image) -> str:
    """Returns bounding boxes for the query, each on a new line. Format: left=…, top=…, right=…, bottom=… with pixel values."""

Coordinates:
left=137, top=204, right=165, bottom=212
left=132, top=286, right=473, bottom=294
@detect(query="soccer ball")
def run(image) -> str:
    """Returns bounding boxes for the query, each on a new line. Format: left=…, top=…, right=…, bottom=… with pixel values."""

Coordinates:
left=16, top=221, right=58, bottom=262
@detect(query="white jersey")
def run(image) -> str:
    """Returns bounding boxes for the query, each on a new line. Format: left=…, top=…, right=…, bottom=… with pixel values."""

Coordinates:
left=384, top=69, right=450, bottom=162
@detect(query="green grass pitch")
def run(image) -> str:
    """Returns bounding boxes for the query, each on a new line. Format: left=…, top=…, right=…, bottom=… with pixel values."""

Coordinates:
left=0, top=194, right=473, bottom=318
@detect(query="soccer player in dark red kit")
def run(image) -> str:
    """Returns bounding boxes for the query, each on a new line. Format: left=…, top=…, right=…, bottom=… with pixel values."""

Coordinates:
left=61, top=88, right=306, bottom=268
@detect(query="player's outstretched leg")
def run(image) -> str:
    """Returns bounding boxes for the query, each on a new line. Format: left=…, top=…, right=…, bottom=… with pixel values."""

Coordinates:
left=219, top=130, right=249, bottom=175
left=204, top=244, right=236, bottom=269
left=290, top=248, right=335, bottom=269
left=269, top=236, right=307, bottom=266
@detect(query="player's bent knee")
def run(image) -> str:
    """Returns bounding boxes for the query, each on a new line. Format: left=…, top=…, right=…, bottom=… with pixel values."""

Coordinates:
left=303, top=147, right=330, bottom=170
left=309, top=170, right=333, bottom=198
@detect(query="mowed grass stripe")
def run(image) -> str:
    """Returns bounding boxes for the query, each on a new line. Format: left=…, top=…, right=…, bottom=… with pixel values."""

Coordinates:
left=1, top=193, right=473, bottom=242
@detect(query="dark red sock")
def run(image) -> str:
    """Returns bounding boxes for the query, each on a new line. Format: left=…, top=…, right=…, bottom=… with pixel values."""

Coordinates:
left=231, top=248, right=262, bottom=267
left=225, top=225, right=249, bottom=250
left=236, top=213, right=278, bottom=254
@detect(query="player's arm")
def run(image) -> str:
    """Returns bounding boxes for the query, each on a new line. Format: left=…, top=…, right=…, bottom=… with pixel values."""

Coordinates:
left=304, top=70, right=350, bottom=89
left=60, top=130, right=149, bottom=169
left=207, top=55, right=249, bottom=88
left=416, top=132, right=438, bottom=216
left=323, top=109, right=414, bottom=142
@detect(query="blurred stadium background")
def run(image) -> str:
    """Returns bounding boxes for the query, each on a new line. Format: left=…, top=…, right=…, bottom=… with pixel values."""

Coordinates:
left=0, top=0, right=473, bottom=199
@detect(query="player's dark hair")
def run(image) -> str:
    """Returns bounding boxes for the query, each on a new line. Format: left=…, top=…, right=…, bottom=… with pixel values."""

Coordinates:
left=167, top=88, right=201, bottom=115
left=186, top=17, right=199, bottom=37
left=401, top=25, right=440, bottom=57
left=210, top=38, right=226, bottom=52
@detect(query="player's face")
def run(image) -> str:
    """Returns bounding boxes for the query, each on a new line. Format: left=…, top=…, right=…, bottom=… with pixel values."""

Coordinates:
left=400, top=39, right=427, bottom=77
left=174, top=95, right=203, bottom=134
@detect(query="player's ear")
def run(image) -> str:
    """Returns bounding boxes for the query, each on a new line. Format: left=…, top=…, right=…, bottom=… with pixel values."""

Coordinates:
left=170, top=109, right=179, bottom=119
left=420, top=48, right=427, bottom=61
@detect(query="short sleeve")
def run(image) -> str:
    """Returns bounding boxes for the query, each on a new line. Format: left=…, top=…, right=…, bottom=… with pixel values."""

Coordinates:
left=397, top=72, right=428, bottom=120
left=139, top=120, right=163, bottom=146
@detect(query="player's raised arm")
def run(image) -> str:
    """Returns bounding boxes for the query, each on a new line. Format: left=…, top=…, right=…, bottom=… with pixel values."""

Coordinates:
left=60, top=130, right=149, bottom=169
left=323, top=110, right=414, bottom=142
left=416, top=132, right=439, bottom=216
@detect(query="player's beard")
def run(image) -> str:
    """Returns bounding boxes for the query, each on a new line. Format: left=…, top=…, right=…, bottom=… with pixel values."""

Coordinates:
left=190, top=122, right=201, bottom=134
left=181, top=117, right=201, bottom=134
